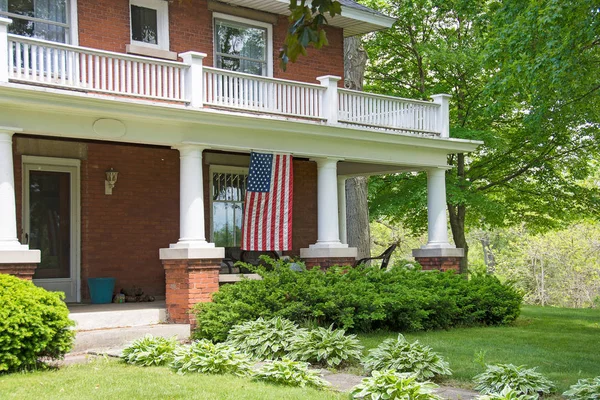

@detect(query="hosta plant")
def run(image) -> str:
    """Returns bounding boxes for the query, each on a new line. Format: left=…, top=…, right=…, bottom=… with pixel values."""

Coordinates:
left=563, top=376, right=600, bottom=399
left=362, top=334, right=452, bottom=380
left=226, top=316, right=305, bottom=360
left=288, top=325, right=363, bottom=368
left=170, top=339, right=252, bottom=376
left=253, top=358, right=330, bottom=389
left=351, top=370, right=442, bottom=400
left=474, top=364, right=554, bottom=396
left=476, top=387, right=539, bottom=400
left=121, top=335, right=178, bottom=366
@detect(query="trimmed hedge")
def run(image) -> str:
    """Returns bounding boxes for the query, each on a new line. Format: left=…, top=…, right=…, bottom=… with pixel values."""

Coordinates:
left=0, top=274, right=75, bottom=373
left=193, top=260, right=522, bottom=341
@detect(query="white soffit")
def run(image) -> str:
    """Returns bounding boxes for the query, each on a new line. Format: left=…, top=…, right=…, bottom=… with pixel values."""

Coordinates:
left=217, top=0, right=395, bottom=36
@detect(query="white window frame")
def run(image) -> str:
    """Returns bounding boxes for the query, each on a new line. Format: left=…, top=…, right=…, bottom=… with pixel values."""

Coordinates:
left=209, top=165, right=249, bottom=247
left=129, top=0, right=169, bottom=51
left=213, top=12, right=273, bottom=77
left=0, top=0, right=78, bottom=45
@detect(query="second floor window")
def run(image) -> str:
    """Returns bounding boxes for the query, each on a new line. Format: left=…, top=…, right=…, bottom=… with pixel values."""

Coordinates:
left=0, top=0, right=71, bottom=43
left=214, top=14, right=272, bottom=77
left=129, top=0, right=169, bottom=51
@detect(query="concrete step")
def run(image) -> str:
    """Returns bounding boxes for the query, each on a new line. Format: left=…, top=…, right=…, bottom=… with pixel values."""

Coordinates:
left=69, top=301, right=167, bottom=331
left=72, top=323, right=190, bottom=354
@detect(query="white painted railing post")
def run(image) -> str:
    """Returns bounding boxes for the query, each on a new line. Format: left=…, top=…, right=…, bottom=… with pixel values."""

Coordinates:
left=431, top=94, right=451, bottom=138
left=179, top=51, right=206, bottom=108
left=0, top=18, right=11, bottom=83
left=317, top=75, right=341, bottom=124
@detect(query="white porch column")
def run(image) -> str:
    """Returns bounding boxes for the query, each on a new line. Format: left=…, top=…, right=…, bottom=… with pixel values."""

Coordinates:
left=338, top=176, right=347, bottom=245
left=0, top=128, right=40, bottom=263
left=160, top=145, right=223, bottom=260
left=300, top=158, right=356, bottom=259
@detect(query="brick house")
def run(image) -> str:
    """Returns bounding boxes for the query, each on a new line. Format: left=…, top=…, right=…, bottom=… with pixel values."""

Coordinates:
left=0, top=0, right=479, bottom=322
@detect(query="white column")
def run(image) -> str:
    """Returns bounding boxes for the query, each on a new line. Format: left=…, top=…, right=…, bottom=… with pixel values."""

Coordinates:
left=160, top=145, right=223, bottom=260
left=338, top=176, right=347, bottom=245
left=0, top=17, right=11, bottom=83
left=179, top=51, right=206, bottom=108
left=0, top=128, right=40, bottom=263
left=423, top=168, right=453, bottom=249
left=431, top=94, right=451, bottom=138
left=317, top=75, right=341, bottom=124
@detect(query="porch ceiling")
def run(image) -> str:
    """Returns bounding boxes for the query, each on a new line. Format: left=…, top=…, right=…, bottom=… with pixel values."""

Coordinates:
left=216, top=0, right=396, bottom=36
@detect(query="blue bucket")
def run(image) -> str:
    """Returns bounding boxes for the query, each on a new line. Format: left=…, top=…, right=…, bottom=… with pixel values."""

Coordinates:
left=87, top=277, right=115, bottom=304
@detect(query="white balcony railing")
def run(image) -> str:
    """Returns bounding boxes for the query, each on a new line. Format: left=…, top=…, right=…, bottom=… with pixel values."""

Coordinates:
left=0, top=27, right=449, bottom=137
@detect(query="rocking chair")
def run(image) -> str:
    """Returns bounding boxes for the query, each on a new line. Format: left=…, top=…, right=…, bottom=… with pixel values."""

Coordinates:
left=354, top=244, right=397, bottom=269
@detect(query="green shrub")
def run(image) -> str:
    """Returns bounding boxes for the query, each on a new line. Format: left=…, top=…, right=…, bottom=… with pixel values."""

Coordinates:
left=192, top=260, right=522, bottom=341
left=474, top=364, right=554, bottom=396
left=288, top=325, right=363, bottom=368
left=121, top=335, right=178, bottom=366
left=563, top=376, right=600, bottom=399
left=351, top=370, right=442, bottom=400
left=226, top=317, right=305, bottom=360
left=362, top=334, right=451, bottom=380
left=170, top=339, right=252, bottom=376
left=0, top=274, right=74, bottom=373
left=476, top=387, right=538, bottom=400
left=253, top=358, right=330, bottom=389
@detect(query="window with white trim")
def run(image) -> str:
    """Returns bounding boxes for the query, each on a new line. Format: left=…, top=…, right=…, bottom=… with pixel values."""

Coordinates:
left=213, top=13, right=273, bottom=77
left=210, top=166, right=248, bottom=248
left=129, top=0, right=169, bottom=51
left=0, top=0, right=75, bottom=43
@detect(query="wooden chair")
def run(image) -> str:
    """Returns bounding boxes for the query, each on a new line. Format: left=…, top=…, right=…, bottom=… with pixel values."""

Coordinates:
left=354, top=244, right=397, bottom=269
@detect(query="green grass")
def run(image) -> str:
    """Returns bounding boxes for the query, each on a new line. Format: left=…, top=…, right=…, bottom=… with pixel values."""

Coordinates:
left=359, top=306, right=600, bottom=393
left=0, top=358, right=344, bottom=400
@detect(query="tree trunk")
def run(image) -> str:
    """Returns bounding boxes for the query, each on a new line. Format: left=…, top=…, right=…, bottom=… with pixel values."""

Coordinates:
left=343, top=37, right=371, bottom=259
left=448, top=203, right=469, bottom=275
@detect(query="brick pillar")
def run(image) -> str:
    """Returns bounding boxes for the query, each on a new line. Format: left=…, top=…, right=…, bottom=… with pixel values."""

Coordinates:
left=162, top=258, right=221, bottom=325
left=414, top=257, right=461, bottom=273
left=0, top=264, right=37, bottom=280
left=302, top=257, right=356, bottom=270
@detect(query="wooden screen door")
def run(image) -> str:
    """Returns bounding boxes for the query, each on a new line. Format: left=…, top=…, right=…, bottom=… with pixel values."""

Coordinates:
left=23, top=156, right=81, bottom=303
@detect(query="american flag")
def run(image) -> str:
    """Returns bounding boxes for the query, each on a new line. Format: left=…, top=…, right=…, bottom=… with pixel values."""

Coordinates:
left=241, top=152, right=293, bottom=251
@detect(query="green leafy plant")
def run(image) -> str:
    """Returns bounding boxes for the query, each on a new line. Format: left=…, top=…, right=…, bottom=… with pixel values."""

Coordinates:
left=0, top=274, right=74, bottom=373
left=253, top=358, right=330, bottom=389
left=362, top=334, right=451, bottom=380
left=476, top=387, right=539, bottom=400
left=121, top=335, right=178, bottom=366
left=563, top=376, right=600, bottom=399
left=226, top=316, right=305, bottom=360
left=351, top=370, right=442, bottom=400
left=474, top=364, right=554, bottom=396
left=170, top=339, right=252, bottom=376
left=288, top=325, right=363, bottom=368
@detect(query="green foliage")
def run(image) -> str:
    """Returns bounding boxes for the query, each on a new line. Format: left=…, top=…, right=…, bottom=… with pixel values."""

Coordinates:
left=473, top=364, right=555, bottom=396
left=170, top=339, right=252, bottom=376
left=193, top=260, right=522, bottom=341
left=563, top=376, right=600, bottom=400
left=476, top=387, right=538, bottom=400
left=288, top=325, right=363, bottom=368
left=351, top=370, right=442, bottom=400
left=252, top=358, right=330, bottom=389
left=226, top=316, right=305, bottom=360
left=121, top=335, right=177, bottom=367
left=0, top=274, right=74, bottom=373
left=362, top=334, right=451, bottom=380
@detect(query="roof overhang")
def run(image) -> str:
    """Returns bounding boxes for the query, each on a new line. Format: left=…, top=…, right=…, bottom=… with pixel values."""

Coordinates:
left=217, top=0, right=396, bottom=36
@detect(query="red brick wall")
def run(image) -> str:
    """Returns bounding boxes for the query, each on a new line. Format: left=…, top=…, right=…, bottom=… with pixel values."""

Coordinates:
left=76, top=0, right=343, bottom=84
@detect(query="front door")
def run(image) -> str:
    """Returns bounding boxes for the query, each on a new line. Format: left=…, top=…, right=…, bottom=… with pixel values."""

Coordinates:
left=23, top=156, right=80, bottom=302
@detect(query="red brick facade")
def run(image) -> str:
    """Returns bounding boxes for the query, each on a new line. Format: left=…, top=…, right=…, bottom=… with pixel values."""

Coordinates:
left=303, top=257, right=356, bottom=270
left=76, top=0, right=344, bottom=85
left=0, top=264, right=37, bottom=280
left=415, top=257, right=461, bottom=273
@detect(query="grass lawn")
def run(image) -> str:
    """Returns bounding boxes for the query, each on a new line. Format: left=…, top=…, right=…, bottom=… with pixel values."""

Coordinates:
left=0, top=358, right=344, bottom=400
left=359, top=305, right=600, bottom=394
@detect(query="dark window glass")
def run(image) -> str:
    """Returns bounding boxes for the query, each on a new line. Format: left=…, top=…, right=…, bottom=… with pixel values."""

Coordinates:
left=131, top=5, right=158, bottom=45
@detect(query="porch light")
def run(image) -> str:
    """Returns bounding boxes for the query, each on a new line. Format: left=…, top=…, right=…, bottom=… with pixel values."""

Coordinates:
left=105, top=168, right=119, bottom=195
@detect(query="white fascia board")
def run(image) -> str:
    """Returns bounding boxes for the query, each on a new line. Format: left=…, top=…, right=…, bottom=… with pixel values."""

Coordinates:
left=0, top=83, right=481, bottom=155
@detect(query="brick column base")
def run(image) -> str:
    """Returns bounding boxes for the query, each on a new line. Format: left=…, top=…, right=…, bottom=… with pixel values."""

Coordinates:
left=162, top=258, right=221, bottom=325
left=414, top=257, right=461, bottom=272
left=302, top=257, right=356, bottom=270
left=0, top=263, right=38, bottom=280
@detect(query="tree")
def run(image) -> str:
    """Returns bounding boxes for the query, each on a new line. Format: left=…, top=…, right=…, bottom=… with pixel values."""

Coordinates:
left=365, top=0, right=600, bottom=273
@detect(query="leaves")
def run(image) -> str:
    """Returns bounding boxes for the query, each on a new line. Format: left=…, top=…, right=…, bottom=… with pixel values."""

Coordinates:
left=253, top=358, right=330, bottom=389
left=563, top=376, right=600, bottom=400
left=170, top=339, right=252, bottom=376
left=473, top=364, right=555, bottom=396
left=121, top=335, right=178, bottom=367
left=351, top=370, right=442, bottom=400
left=288, top=325, right=363, bottom=368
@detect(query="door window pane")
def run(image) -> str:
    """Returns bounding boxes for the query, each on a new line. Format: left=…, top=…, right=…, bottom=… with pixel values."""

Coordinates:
left=131, top=5, right=158, bottom=45
left=212, top=171, right=247, bottom=247
left=29, top=171, right=71, bottom=279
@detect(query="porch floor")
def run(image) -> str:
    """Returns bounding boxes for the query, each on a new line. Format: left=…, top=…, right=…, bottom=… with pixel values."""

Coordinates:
left=69, top=300, right=167, bottom=331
